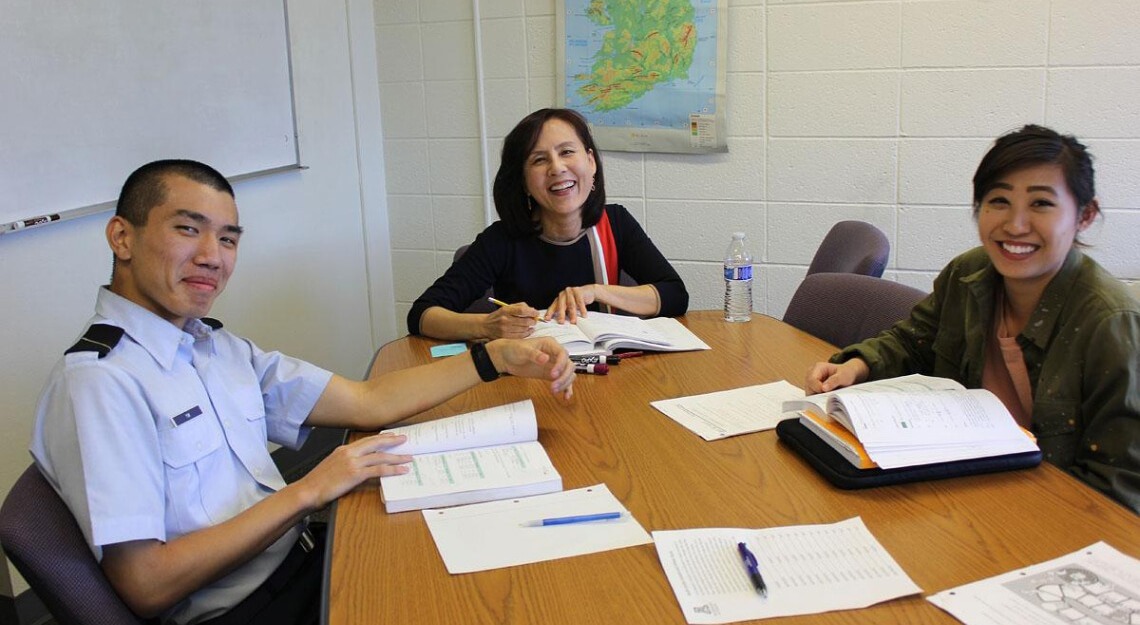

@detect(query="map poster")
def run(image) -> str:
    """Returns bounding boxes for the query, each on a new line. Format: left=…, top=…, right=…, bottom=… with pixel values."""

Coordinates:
left=557, top=0, right=728, bottom=154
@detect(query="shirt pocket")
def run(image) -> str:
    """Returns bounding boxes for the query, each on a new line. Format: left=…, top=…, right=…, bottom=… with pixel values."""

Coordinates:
left=232, top=385, right=268, bottom=440
left=931, top=331, right=966, bottom=377
left=1032, top=399, right=1080, bottom=467
left=158, top=412, right=224, bottom=534
left=159, top=411, right=223, bottom=468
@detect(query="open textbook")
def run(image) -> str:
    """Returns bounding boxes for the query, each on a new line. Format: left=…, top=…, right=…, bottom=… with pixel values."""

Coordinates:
left=782, top=375, right=1038, bottom=470
left=378, top=400, right=562, bottom=513
left=530, top=311, right=710, bottom=356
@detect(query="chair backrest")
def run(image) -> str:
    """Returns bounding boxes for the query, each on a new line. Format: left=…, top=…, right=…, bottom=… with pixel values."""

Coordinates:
left=783, top=272, right=928, bottom=348
left=452, top=244, right=497, bottom=313
left=0, top=465, right=146, bottom=625
left=807, top=220, right=890, bottom=278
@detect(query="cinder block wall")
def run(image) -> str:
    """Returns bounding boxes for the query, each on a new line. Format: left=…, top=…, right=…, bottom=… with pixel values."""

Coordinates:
left=375, top=0, right=1140, bottom=325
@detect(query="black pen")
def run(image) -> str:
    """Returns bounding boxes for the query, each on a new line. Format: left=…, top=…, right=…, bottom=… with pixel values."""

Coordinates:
left=737, top=541, right=768, bottom=597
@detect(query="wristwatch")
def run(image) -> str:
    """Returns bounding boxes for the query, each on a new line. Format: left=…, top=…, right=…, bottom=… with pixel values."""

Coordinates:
left=469, top=342, right=500, bottom=382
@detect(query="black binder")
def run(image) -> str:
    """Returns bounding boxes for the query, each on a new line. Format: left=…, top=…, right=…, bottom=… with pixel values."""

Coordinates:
left=775, top=418, right=1043, bottom=490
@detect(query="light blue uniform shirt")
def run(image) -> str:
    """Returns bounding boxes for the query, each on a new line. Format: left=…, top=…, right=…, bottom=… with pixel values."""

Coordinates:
left=31, top=287, right=333, bottom=624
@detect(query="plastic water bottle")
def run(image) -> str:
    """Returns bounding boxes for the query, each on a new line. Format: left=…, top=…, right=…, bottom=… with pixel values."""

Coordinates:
left=723, top=232, right=753, bottom=322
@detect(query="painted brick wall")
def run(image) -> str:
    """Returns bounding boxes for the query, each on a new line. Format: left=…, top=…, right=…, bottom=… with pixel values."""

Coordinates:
left=375, top=0, right=1140, bottom=326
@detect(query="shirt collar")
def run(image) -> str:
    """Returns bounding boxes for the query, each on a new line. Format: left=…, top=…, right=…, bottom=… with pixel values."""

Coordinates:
left=93, top=287, right=216, bottom=370
left=958, top=248, right=1084, bottom=351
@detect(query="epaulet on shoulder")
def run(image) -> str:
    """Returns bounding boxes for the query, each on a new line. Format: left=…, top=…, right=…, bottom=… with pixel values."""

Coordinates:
left=201, top=317, right=223, bottom=330
left=64, top=324, right=125, bottom=359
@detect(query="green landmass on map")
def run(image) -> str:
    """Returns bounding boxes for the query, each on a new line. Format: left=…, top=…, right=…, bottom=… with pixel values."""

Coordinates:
left=575, top=0, right=697, bottom=112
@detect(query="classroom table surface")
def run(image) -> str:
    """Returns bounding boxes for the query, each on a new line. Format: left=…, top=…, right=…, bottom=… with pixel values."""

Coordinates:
left=325, top=310, right=1140, bottom=625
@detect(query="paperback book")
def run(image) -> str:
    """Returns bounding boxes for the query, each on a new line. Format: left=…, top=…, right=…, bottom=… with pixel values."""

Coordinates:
left=378, top=400, right=562, bottom=513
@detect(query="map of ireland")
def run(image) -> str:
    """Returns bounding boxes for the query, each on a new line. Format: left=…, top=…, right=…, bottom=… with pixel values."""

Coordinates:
left=559, top=0, right=727, bottom=153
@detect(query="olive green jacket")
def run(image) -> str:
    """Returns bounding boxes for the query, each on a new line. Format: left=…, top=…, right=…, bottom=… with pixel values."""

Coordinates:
left=833, top=247, right=1140, bottom=514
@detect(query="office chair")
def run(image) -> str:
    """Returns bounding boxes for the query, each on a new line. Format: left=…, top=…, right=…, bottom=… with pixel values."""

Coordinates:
left=807, top=221, right=891, bottom=278
left=0, top=465, right=148, bottom=625
left=783, top=272, right=928, bottom=348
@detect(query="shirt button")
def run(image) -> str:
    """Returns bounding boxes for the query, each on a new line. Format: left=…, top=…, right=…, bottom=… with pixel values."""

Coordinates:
left=196, top=442, right=203, bottom=451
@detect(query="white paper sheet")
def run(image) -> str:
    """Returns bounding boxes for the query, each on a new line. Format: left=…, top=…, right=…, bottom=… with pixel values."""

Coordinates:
left=651, top=380, right=804, bottom=441
left=928, top=542, right=1140, bottom=625
left=653, top=517, right=922, bottom=624
left=423, top=483, right=652, bottom=574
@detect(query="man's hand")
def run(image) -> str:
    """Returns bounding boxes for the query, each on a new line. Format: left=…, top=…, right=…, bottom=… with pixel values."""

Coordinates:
left=482, top=302, right=540, bottom=339
left=292, top=433, right=412, bottom=510
left=804, top=358, right=869, bottom=394
left=487, top=337, right=576, bottom=399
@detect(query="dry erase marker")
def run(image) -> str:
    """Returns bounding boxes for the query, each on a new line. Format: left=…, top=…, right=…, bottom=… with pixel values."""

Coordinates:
left=616, top=351, right=645, bottom=359
left=521, top=512, right=625, bottom=527
left=10, top=213, right=62, bottom=230
left=570, top=354, right=619, bottom=365
left=574, top=362, right=609, bottom=375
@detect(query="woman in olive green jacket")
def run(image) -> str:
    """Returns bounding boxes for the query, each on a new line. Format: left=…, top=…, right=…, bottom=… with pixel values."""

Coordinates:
left=806, top=125, right=1140, bottom=514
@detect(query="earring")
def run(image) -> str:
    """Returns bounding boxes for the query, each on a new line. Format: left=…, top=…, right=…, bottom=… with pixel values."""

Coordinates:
left=590, top=179, right=596, bottom=192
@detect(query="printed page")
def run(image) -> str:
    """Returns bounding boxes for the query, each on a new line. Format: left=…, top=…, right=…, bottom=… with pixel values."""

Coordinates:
left=382, top=399, right=537, bottom=456
left=653, top=517, right=922, bottom=624
left=423, top=483, right=652, bottom=574
left=929, top=542, right=1140, bottom=625
left=651, top=380, right=803, bottom=441
left=622, top=317, right=712, bottom=352
left=829, top=390, right=1037, bottom=469
left=575, top=311, right=669, bottom=345
left=380, top=440, right=558, bottom=503
left=782, top=374, right=967, bottom=430
left=530, top=319, right=594, bottom=352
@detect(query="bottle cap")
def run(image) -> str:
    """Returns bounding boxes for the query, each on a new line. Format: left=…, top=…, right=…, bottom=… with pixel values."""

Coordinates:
left=733, top=231, right=745, bottom=238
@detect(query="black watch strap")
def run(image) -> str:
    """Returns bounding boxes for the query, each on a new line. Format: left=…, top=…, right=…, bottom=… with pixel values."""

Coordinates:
left=470, top=342, right=500, bottom=382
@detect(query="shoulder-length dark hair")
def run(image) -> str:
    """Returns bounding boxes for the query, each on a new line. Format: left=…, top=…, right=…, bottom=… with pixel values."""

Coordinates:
left=493, top=108, right=606, bottom=238
left=972, top=124, right=1096, bottom=214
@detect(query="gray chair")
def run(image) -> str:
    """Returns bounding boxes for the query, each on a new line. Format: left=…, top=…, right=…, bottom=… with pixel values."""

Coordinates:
left=807, top=221, right=890, bottom=278
left=783, top=272, right=928, bottom=348
left=0, top=464, right=148, bottom=625
left=453, top=245, right=497, bottom=313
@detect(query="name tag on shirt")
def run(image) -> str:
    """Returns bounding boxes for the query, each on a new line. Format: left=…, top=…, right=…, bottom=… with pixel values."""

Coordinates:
left=171, top=405, right=203, bottom=427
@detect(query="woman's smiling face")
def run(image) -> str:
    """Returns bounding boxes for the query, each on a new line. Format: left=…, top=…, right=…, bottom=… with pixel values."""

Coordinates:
left=977, top=163, right=1094, bottom=293
left=523, top=118, right=597, bottom=220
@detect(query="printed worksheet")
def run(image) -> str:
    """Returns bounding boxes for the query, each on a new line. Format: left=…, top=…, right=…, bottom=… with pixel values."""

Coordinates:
left=928, top=542, right=1140, bottom=625
left=423, top=484, right=652, bottom=574
left=650, top=380, right=803, bottom=441
left=653, top=517, right=922, bottom=624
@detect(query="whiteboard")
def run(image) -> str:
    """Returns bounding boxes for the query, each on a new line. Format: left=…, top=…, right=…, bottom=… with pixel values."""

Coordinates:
left=0, top=0, right=298, bottom=229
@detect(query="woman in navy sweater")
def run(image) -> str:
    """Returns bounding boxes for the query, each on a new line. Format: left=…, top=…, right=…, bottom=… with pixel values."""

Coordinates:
left=408, top=108, right=688, bottom=340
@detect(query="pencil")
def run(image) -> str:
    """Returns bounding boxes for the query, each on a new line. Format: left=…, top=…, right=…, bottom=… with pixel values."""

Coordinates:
left=487, top=297, right=542, bottom=321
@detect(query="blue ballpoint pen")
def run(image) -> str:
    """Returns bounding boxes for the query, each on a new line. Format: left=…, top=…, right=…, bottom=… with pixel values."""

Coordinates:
left=521, top=512, right=625, bottom=527
left=737, top=542, right=768, bottom=597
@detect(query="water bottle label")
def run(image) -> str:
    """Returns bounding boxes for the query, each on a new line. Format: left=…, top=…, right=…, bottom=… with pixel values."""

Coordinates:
left=724, top=265, right=752, bottom=280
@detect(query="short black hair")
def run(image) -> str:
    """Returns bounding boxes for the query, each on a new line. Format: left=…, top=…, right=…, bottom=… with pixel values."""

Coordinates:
left=973, top=125, right=1096, bottom=215
left=492, top=108, right=606, bottom=238
left=116, top=159, right=234, bottom=227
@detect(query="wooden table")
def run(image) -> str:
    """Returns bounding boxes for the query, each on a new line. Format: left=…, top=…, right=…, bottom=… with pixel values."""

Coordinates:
left=325, top=311, right=1140, bottom=624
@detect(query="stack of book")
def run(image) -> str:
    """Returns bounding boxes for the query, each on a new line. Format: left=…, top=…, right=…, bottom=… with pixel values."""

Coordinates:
left=782, top=375, right=1038, bottom=470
